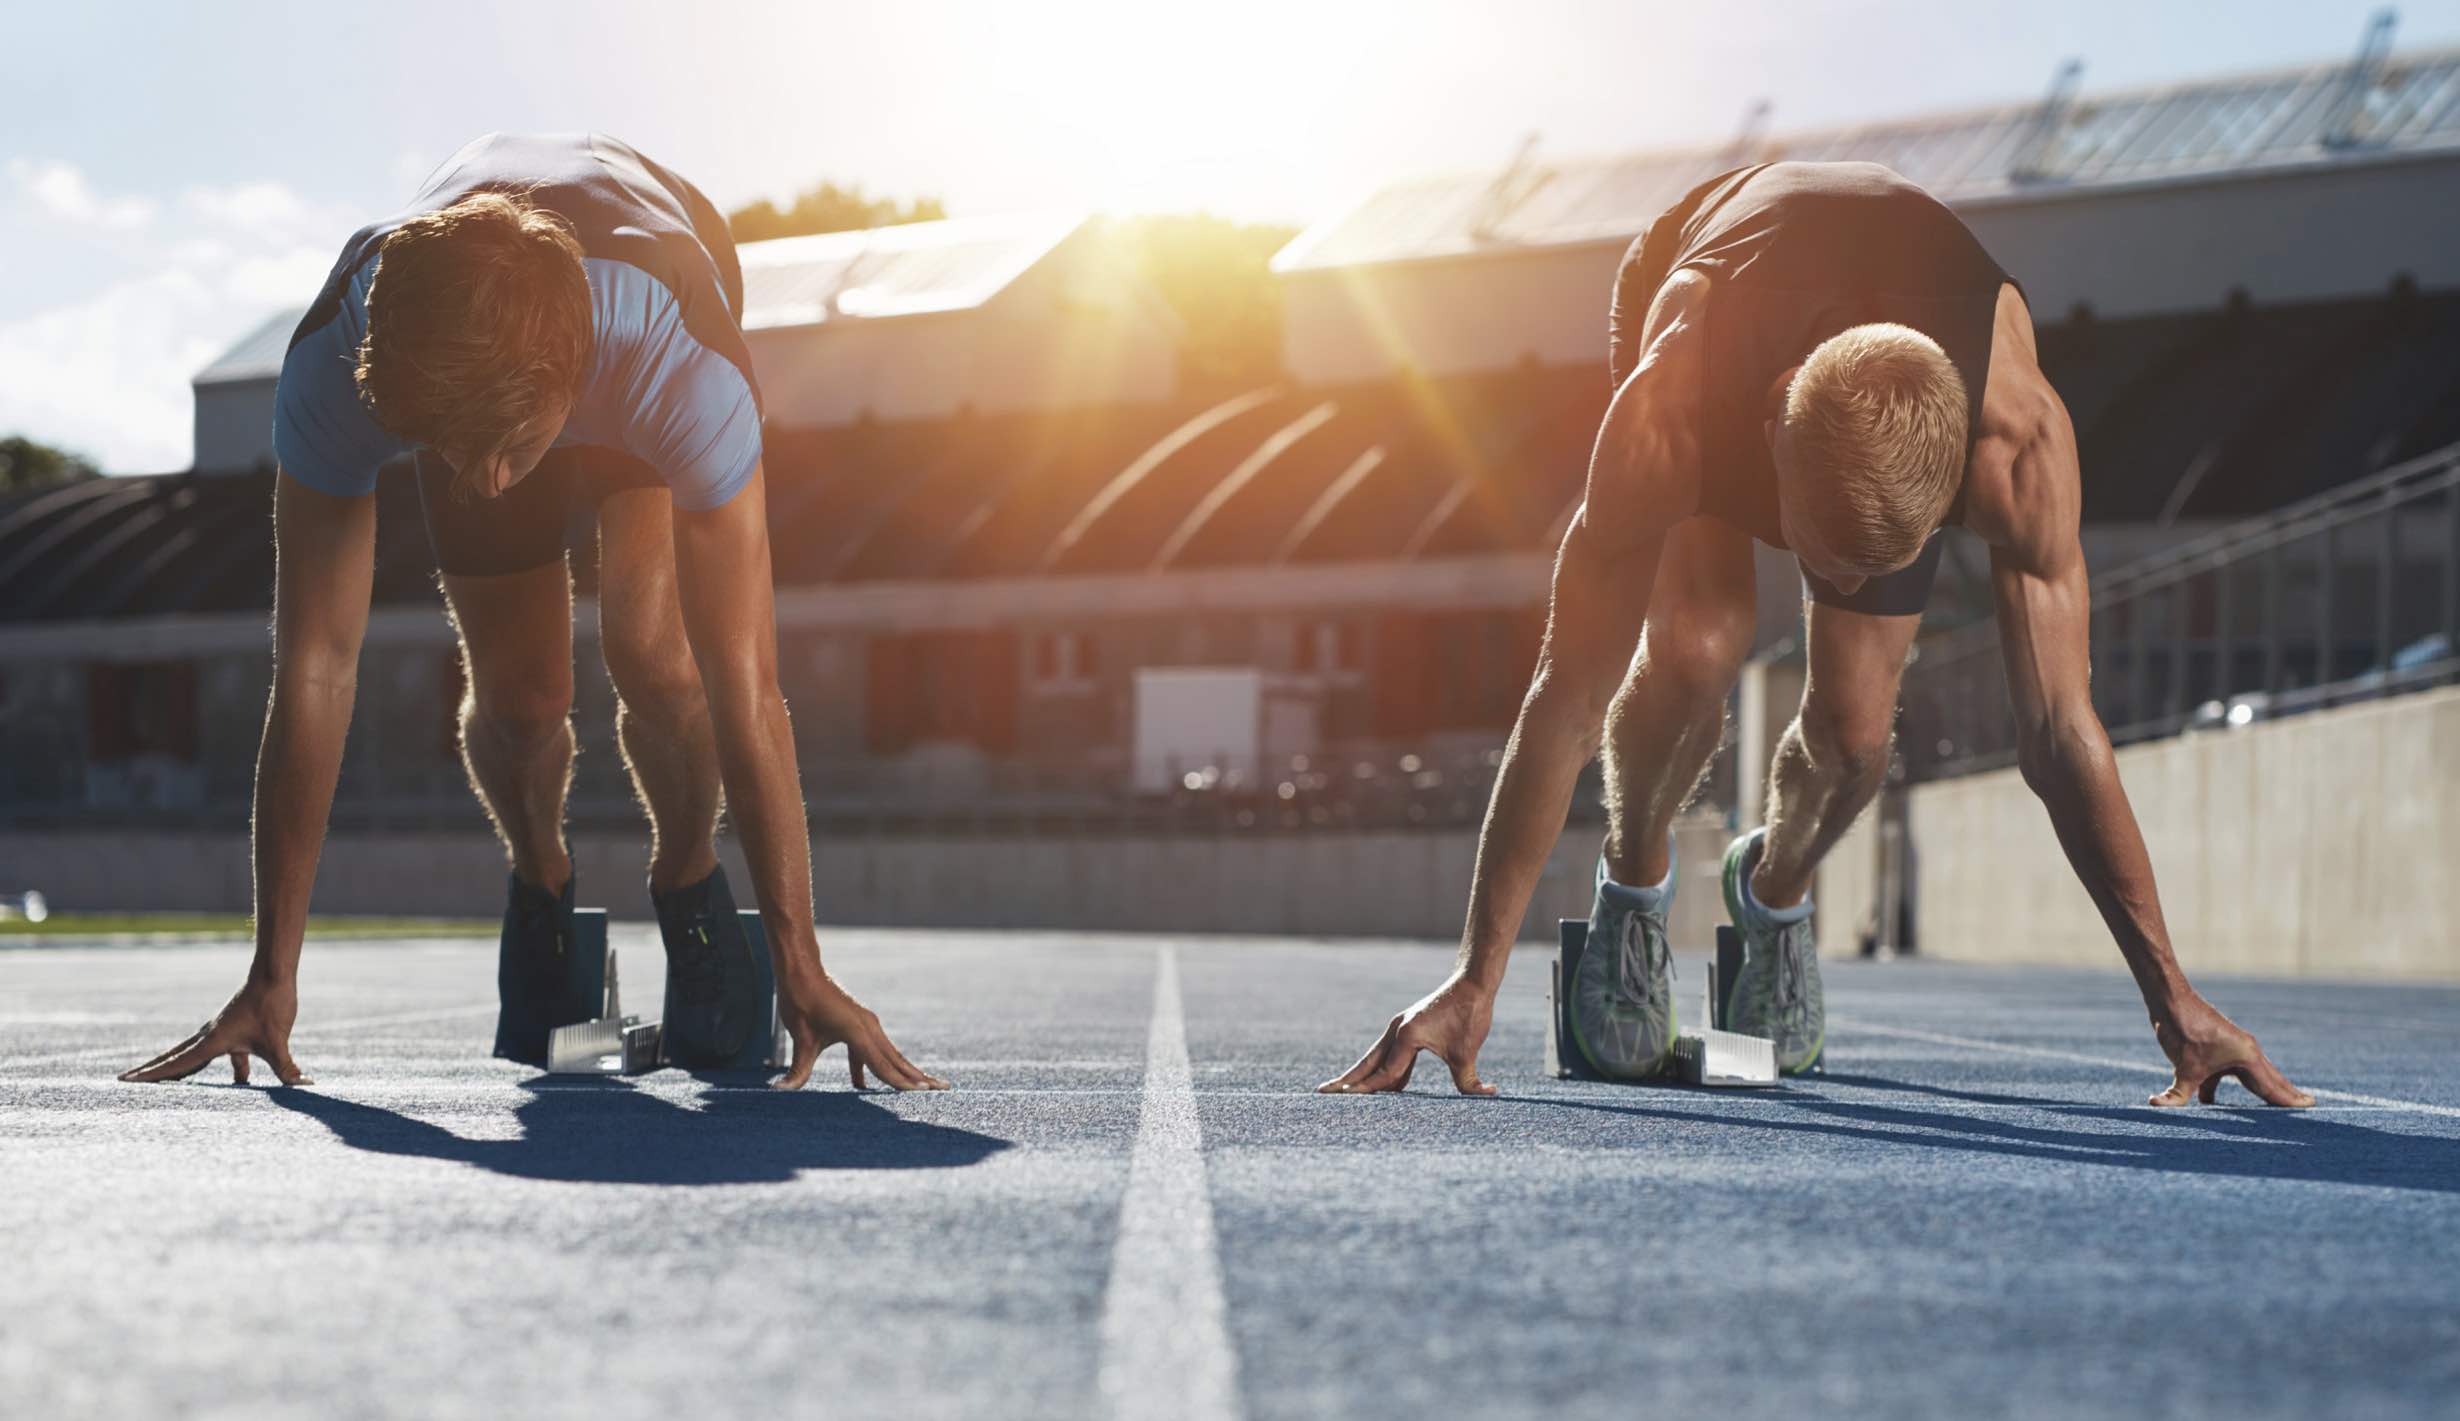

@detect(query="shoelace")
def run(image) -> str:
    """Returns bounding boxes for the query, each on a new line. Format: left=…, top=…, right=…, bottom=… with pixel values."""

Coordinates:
left=1615, top=908, right=1663, bottom=1004
left=1771, top=921, right=1803, bottom=1022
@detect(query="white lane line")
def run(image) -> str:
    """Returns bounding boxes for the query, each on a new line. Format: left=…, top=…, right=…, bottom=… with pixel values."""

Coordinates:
left=0, top=1003, right=495, bottom=1070
left=1096, top=945, right=1244, bottom=1421
left=1847, top=1020, right=2460, bottom=1119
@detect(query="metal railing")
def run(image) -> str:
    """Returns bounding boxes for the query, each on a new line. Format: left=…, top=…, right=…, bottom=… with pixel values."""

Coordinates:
left=1901, top=440, right=2460, bottom=781
left=0, top=739, right=1610, bottom=838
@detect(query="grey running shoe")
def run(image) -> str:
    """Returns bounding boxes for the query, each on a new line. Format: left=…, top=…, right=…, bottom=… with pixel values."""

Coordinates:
left=1570, top=856, right=1677, bottom=1079
left=1721, top=829, right=1824, bottom=1074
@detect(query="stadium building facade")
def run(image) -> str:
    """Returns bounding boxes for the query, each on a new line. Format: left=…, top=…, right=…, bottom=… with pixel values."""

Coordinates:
left=4, top=40, right=2458, bottom=899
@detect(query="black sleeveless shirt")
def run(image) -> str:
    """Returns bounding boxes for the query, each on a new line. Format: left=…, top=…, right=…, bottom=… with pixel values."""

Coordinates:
left=1607, top=161, right=2012, bottom=550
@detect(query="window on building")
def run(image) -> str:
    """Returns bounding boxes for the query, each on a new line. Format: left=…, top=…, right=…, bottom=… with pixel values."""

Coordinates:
left=86, top=661, right=199, bottom=763
left=1028, top=630, right=1097, bottom=695
left=866, top=631, right=1021, bottom=754
left=1369, top=611, right=1540, bottom=738
left=1296, top=620, right=1364, bottom=680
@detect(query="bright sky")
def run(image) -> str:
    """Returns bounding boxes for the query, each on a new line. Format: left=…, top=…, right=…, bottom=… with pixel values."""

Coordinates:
left=5, top=0, right=2455, bottom=472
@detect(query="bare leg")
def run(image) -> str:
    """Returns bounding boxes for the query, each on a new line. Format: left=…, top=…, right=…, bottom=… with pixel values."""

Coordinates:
left=1751, top=599, right=1923, bottom=909
left=597, top=488, right=723, bottom=894
left=443, top=563, right=578, bottom=893
left=1599, top=521, right=1756, bottom=885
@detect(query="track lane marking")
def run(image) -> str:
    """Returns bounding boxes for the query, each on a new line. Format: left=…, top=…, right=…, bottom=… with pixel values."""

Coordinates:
left=1096, top=944, right=1244, bottom=1421
left=0, top=1003, right=494, bottom=1070
left=1846, top=1020, right=2460, bottom=1119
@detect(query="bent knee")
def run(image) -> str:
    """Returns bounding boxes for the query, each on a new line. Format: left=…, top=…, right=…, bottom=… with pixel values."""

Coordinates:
left=466, top=681, right=572, bottom=749
left=603, top=639, right=706, bottom=721
left=1639, top=616, right=1752, bottom=701
left=1797, top=701, right=1893, bottom=783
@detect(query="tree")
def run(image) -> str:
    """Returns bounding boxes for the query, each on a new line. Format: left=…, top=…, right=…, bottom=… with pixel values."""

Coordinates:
left=0, top=436, right=100, bottom=495
left=1117, top=214, right=1299, bottom=390
left=729, top=182, right=948, bottom=243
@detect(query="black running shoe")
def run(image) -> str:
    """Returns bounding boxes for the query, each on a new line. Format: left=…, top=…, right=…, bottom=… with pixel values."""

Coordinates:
left=492, top=873, right=588, bottom=1066
left=655, top=867, right=764, bottom=1068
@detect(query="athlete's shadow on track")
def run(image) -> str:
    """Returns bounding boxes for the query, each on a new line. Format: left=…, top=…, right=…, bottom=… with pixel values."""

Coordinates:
left=271, top=1078, right=1009, bottom=1186
left=1514, top=1073, right=2460, bottom=1196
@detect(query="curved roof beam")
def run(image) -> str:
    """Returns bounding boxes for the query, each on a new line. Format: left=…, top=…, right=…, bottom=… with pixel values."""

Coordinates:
left=819, top=439, right=972, bottom=581
left=1269, top=446, right=1387, bottom=566
left=1035, top=386, right=1280, bottom=574
left=24, top=490, right=193, bottom=619
left=1397, top=478, right=1475, bottom=562
left=1148, top=401, right=1339, bottom=573
left=0, top=479, right=159, bottom=606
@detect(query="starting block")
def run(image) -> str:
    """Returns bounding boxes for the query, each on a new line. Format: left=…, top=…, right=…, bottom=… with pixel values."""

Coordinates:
left=1547, top=920, right=1780, bottom=1087
left=544, top=909, right=790, bottom=1075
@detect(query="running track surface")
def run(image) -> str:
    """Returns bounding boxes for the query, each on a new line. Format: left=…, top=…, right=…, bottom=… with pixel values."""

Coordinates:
left=6, top=930, right=2456, bottom=1420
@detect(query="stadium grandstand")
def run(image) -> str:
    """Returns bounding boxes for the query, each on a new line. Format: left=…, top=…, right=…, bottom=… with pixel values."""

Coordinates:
left=3, top=33, right=2458, bottom=868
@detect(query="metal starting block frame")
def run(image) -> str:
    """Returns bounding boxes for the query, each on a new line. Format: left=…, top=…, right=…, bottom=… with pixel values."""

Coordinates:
left=1546, top=920, right=1782, bottom=1087
left=545, top=909, right=790, bottom=1075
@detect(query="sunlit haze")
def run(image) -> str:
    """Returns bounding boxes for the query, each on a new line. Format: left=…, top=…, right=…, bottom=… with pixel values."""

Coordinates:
left=6, top=0, right=2456, bottom=470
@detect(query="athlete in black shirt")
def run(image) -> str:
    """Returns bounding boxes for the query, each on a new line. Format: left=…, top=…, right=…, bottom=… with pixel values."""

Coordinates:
left=1323, top=162, right=2308, bottom=1107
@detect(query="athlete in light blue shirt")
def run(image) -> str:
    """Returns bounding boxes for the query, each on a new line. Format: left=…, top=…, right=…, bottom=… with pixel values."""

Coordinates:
left=121, top=134, right=945, bottom=1094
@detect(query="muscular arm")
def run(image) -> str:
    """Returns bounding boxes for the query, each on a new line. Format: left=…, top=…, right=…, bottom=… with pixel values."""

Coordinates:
left=121, top=473, right=374, bottom=1084
left=1458, top=494, right=1663, bottom=988
left=669, top=466, right=817, bottom=979
left=671, top=464, right=942, bottom=1090
left=1322, top=296, right=1699, bottom=1093
left=1987, top=421, right=2185, bottom=1008
left=1990, top=398, right=2308, bottom=1107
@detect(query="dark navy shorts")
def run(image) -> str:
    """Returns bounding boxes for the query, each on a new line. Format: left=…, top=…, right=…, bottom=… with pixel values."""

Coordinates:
left=413, top=445, right=664, bottom=578
left=1800, top=529, right=1947, bottom=618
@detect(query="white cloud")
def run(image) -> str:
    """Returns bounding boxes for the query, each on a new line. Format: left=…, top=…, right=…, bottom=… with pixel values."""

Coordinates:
left=0, top=165, right=358, bottom=472
left=6, top=158, right=156, bottom=230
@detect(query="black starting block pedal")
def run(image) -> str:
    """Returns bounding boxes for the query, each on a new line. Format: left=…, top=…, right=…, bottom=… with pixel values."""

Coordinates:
left=1548, top=919, right=1780, bottom=1087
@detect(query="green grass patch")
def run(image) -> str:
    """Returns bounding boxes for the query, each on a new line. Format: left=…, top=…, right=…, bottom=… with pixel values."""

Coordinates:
left=0, top=913, right=486, bottom=939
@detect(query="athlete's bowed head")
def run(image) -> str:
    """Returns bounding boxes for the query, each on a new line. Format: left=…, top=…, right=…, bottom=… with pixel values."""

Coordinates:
left=356, top=192, right=590, bottom=503
left=1770, top=322, right=1968, bottom=598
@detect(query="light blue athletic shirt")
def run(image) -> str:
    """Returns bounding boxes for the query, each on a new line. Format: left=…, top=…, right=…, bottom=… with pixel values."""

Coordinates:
left=270, top=132, right=761, bottom=511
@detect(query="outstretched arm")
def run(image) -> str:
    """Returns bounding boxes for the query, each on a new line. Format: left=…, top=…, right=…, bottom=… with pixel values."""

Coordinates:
left=1321, top=353, right=1684, bottom=1095
left=1989, top=408, right=2309, bottom=1108
left=121, top=474, right=375, bottom=1085
left=671, top=465, right=945, bottom=1092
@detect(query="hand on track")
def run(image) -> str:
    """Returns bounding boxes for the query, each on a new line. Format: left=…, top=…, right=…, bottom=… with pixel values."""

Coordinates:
left=2150, top=996, right=2311, bottom=1107
left=774, top=973, right=947, bottom=1092
left=1319, top=972, right=1497, bottom=1096
left=119, top=978, right=312, bottom=1087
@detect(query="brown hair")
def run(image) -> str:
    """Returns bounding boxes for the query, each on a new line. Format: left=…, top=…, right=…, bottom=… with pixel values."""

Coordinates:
left=1780, top=323, right=1969, bottom=573
left=354, top=191, right=592, bottom=489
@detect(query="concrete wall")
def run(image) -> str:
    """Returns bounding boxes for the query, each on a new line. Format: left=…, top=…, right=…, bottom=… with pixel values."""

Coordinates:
left=0, top=818, right=1736, bottom=947
left=1903, top=685, right=2460, bottom=980
left=193, top=377, right=279, bottom=475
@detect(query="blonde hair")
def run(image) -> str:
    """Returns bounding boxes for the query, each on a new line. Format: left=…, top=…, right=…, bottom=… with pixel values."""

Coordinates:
left=1780, top=323, right=1968, bottom=572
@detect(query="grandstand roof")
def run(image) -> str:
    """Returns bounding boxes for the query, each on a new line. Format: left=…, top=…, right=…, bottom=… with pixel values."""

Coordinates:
left=737, top=210, right=1083, bottom=330
left=190, top=308, right=299, bottom=386
left=1275, top=45, right=2460, bottom=272
left=191, top=211, right=1087, bottom=389
left=17, top=284, right=2460, bottom=627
